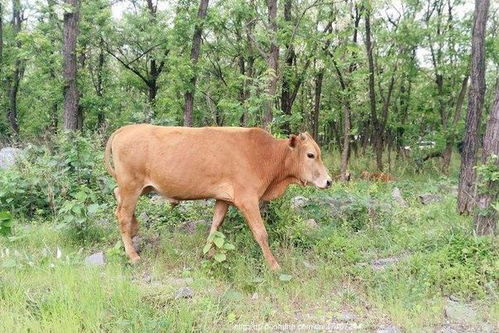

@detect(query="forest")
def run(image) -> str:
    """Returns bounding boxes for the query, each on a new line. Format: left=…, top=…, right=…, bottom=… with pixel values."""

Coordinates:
left=0, top=0, right=498, bottom=331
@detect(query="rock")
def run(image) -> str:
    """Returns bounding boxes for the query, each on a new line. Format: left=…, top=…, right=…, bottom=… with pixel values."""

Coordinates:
left=439, top=184, right=459, bottom=196
left=305, top=218, right=319, bottom=229
left=169, top=277, right=193, bottom=286
left=132, top=236, right=143, bottom=253
left=391, top=187, right=408, bottom=207
left=0, top=147, right=22, bottom=169
left=138, top=212, right=149, bottom=223
left=85, top=252, right=105, bottom=266
left=150, top=195, right=165, bottom=205
left=251, top=292, right=259, bottom=300
left=419, top=193, right=442, bottom=205
left=370, top=256, right=404, bottom=271
left=175, top=287, right=193, bottom=299
left=178, top=220, right=209, bottom=234
left=291, top=196, right=310, bottom=209
left=376, top=325, right=401, bottom=333
left=336, top=311, right=357, bottom=322
left=302, top=260, right=317, bottom=269
left=142, top=272, right=152, bottom=284
left=444, top=299, right=477, bottom=323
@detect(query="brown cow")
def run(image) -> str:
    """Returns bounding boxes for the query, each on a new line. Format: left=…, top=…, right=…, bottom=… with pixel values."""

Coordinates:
left=104, top=124, right=332, bottom=270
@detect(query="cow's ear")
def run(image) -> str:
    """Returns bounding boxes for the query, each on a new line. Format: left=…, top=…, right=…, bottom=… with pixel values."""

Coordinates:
left=299, top=133, right=308, bottom=141
left=289, top=134, right=298, bottom=148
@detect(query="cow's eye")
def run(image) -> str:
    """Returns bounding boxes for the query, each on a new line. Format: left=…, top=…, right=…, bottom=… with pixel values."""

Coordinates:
left=307, top=153, right=315, bottom=159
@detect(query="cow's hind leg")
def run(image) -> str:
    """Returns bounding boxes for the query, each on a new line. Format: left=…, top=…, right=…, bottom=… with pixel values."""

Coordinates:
left=115, top=186, right=141, bottom=263
left=209, top=200, right=229, bottom=235
left=206, top=200, right=229, bottom=257
left=236, top=199, right=280, bottom=270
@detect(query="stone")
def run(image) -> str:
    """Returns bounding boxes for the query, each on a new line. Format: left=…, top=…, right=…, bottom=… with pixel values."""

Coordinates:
left=150, top=195, right=165, bottom=205
left=376, top=325, right=401, bottom=333
left=336, top=311, right=357, bottom=322
left=391, top=187, right=408, bottom=207
left=178, top=219, right=209, bottom=234
left=444, top=299, right=477, bottom=323
left=132, top=236, right=143, bottom=253
left=305, top=218, right=319, bottom=229
left=370, top=256, right=404, bottom=271
left=291, top=196, right=310, bottom=209
left=302, top=260, right=317, bottom=269
left=169, top=277, right=193, bottom=286
left=0, top=147, right=22, bottom=169
left=138, top=212, right=149, bottom=223
left=251, top=292, right=259, bottom=300
left=419, top=193, right=443, bottom=205
left=85, top=252, right=105, bottom=266
left=175, top=287, right=193, bottom=299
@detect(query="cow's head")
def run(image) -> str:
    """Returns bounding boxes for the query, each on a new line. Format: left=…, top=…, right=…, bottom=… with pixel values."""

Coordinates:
left=289, top=133, right=332, bottom=189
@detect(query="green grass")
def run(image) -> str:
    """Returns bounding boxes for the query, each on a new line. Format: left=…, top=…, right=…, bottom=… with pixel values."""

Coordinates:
left=1, top=151, right=498, bottom=332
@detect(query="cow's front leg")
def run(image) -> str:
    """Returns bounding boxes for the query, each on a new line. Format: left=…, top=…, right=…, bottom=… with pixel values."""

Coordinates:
left=236, top=199, right=280, bottom=270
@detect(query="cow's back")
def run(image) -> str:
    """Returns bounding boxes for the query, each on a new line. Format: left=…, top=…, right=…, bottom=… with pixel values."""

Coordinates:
left=110, top=124, right=277, bottom=201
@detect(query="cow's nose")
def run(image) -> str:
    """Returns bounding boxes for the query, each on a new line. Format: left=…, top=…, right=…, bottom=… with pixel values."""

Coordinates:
left=326, top=180, right=332, bottom=188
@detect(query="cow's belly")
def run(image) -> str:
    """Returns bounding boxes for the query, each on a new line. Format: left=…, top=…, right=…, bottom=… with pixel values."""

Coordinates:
left=147, top=177, right=235, bottom=203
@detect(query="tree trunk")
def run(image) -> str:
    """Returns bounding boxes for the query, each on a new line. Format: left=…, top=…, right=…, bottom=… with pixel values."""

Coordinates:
left=6, top=0, right=22, bottom=138
left=183, top=0, right=209, bottom=127
left=263, top=0, right=278, bottom=130
left=474, top=80, right=499, bottom=235
left=280, top=0, right=294, bottom=134
left=62, top=0, right=80, bottom=131
left=364, top=10, right=383, bottom=171
left=442, top=75, right=469, bottom=174
left=457, top=0, right=489, bottom=214
left=311, top=70, right=323, bottom=141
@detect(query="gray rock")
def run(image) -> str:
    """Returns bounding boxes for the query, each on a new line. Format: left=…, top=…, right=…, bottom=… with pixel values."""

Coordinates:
left=305, top=218, right=319, bottom=229
left=376, top=325, right=401, bottom=333
left=302, top=260, right=317, bottom=269
left=85, top=252, right=105, bottom=266
left=0, top=147, right=22, bottom=169
left=178, top=220, right=209, bottom=234
left=169, top=277, right=193, bottom=286
left=419, top=193, right=443, bottom=205
left=336, top=311, right=357, bottom=322
left=138, top=212, right=149, bottom=223
left=251, top=292, right=259, bottom=300
left=444, top=299, right=477, bottom=323
left=391, top=187, right=408, bottom=207
left=142, top=272, right=152, bottom=284
left=150, top=195, right=165, bottom=205
left=291, top=196, right=310, bottom=209
left=132, top=236, right=143, bottom=253
left=370, top=256, right=404, bottom=271
left=175, top=287, right=193, bottom=299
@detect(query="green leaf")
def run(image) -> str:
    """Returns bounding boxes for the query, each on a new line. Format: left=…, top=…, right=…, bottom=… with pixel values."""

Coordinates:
left=214, top=253, right=226, bottom=263
left=213, top=237, right=224, bottom=248
left=87, top=203, right=99, bottom=214
left=203, top=243, right=212, bottom=254
left=223, top=243, right=235, bottom=251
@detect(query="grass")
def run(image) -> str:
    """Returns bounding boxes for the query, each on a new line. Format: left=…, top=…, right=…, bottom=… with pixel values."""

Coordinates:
left=1, top=149, right=498, bottom=332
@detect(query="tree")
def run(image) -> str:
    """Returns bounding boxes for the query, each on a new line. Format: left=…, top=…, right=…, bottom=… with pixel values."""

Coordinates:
left=62, top=0, right=81, bottom=130
left=6, top=0, right=24, bottom=137
left=183, top=0, right=210, bottom=126
left=457, top=0, right=490, bottom=214
left=474, top=80, right=499, bottom=235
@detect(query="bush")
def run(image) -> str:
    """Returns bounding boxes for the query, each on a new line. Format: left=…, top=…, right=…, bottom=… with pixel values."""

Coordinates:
left=0, top=133, right=113, bottom=218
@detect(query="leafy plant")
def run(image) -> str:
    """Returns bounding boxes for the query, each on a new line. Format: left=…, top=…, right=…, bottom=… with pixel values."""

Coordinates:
left=0, top=211, right=13, bottom=236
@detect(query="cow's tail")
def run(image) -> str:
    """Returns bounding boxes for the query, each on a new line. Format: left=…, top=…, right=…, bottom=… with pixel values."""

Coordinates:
left=104, top=130, right=118, bottom=179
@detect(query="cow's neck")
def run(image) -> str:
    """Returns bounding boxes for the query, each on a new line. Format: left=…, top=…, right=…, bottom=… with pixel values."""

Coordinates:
left=260, top=139, right=300, bottom=201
